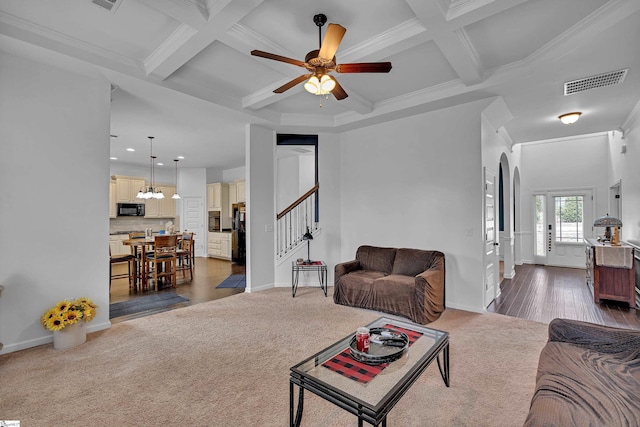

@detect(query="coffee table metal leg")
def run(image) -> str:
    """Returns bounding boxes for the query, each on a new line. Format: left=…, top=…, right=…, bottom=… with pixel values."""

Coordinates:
left=290, top=381, right=304, bottom=427
left=436, top=342, right=450, bottom=387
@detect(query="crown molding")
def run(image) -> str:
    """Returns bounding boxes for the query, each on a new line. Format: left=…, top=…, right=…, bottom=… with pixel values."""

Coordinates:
left=143, top=23, right=198, bottom=76
left=0, top=11, right=140, bottom=70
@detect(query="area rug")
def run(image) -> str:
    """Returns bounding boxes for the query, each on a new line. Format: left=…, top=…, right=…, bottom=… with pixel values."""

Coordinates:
left=0, top=288, right=548, bottom=426
left=216, top=274, right=246, bottom=288
left=108, top=292, right=188, bottom=319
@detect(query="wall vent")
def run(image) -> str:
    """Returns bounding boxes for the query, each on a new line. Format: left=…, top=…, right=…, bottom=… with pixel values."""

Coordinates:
left=91, top=0, right=123, bottom=13
left=564, top=69, right=628, bottom=95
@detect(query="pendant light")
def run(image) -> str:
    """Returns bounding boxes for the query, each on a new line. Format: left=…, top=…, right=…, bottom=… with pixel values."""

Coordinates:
left=137, top=136, right=164, bottom=200
left=172, top=159, right=181, bottom=199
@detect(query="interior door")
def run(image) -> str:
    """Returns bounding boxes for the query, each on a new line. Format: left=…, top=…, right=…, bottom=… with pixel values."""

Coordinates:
left=484, top=168, right=499, bottom=307
left=183, top=196, right=205, bottom=257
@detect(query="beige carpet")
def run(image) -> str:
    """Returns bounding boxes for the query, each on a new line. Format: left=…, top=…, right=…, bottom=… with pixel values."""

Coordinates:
left=0, top=288, right=549, bottom=426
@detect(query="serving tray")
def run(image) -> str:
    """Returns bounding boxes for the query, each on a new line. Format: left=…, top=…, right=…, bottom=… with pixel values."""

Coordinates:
left=349, top=327, right=409, bottom=365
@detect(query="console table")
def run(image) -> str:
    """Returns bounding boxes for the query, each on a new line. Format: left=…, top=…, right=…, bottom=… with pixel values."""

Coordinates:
left=585, top=238, right=636, bottom=309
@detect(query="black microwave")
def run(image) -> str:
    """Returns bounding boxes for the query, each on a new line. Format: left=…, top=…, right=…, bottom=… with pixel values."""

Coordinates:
left=117, top=203, right=145, bottom=217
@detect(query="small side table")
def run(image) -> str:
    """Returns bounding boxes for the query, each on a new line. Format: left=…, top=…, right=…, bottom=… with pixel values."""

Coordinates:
left=292, top=261, right=327, bottom=298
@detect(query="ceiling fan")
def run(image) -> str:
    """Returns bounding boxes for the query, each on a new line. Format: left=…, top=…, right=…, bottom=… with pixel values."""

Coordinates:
left=250, top=14, right=392, bottom=100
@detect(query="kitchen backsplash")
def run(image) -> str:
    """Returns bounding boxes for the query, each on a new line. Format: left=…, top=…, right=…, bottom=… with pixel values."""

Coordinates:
left=110, top=217, right=181, bottom=234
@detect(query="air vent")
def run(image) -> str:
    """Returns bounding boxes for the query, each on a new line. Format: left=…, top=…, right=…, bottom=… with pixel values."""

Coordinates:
left=91, top=0, right=122, bottom=13
left=564, top=69, right=628, bottom=95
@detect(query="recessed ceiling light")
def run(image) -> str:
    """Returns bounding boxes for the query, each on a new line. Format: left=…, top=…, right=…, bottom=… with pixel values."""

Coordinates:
left=110, top=157, right=118, bottom=160
left=177, top=156, right=184, bottom=159
left=126, top=148, right=135, bottom=152
left=157, top=162, right=164, bottom=166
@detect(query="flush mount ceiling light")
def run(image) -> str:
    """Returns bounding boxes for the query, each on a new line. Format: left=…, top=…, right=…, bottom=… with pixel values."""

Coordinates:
left=136, top=136, right=164, bottom=200
left=558, top=112, right=582, bottom=125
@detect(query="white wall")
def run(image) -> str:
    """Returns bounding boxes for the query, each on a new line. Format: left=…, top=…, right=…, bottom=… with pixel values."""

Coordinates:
left=519, top=133, right=610, bottom=262
left=276, top=155, right=300, bottom=213
left=339, top=100, right=491, bottom=313
left=246, top=125, right=275, bottom=292
left=608, top=103, right=640, bottom=243
left=223, top=166, right=246, bottom=183
left=0, top=52, right=111, bottom=354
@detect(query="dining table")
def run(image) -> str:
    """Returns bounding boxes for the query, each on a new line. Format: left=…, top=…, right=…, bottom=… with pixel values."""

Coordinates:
left=122, top=235, right=178, bottom=291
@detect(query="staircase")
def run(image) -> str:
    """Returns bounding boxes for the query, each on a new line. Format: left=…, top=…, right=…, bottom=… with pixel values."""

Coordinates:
left=276, top=184, right=319, bottom=260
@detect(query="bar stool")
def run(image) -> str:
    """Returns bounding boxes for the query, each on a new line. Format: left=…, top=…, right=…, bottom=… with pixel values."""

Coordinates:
left=146, top=235, right=178, bottom=290
left=109, top=247, right=137, bottom=292
left=177, top=232, right=194, bottom=281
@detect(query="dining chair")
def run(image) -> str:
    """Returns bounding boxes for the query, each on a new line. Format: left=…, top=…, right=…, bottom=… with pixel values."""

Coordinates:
left=109, top=247, right=137, bottom=292
left=128, top=231, right=148, bottom=290
left=176, top=232, right=194, bottom=281
left=146, top=234, right=178, bottom=290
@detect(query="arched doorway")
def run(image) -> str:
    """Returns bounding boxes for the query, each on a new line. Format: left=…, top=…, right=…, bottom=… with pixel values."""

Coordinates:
left=499, top=153, right=515, bottom=282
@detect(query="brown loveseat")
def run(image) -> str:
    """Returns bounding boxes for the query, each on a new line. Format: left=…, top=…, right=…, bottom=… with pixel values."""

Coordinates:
left=333, top=245, right=445, bottom=324
left=524, top=318, right=640, bottom=426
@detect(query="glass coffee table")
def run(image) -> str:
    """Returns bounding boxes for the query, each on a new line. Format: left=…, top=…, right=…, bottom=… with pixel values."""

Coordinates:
left=289, top=317, right=449, bottom=426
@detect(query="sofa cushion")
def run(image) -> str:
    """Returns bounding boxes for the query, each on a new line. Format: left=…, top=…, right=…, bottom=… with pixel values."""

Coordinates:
left=369, top=275, right=418, bottom=320
left=356, top=245, right=397, bottom=274
left=334, top=270, right=386, bottom=307
left=392, top=248, right=437, bottom=277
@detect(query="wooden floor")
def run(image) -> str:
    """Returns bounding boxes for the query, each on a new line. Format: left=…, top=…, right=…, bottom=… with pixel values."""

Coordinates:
left=109, top=257, right=245, bottom=323
left=488, top=264, right=640, bottom=329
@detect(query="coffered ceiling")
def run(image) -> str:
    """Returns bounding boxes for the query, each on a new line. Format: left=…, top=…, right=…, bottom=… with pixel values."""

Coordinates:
left=0, top=0, right=638, bottom=169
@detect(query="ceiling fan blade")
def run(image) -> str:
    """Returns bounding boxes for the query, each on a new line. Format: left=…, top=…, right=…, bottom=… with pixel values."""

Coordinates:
left=331, top=78, right=348, bottom=100
left=335, top=62, right=393, bottom=73
left=274, top=74, right=312, bottom=93
left=318, top=23, right=346, bottom=61
left=251, top=50, right=305, bottom=67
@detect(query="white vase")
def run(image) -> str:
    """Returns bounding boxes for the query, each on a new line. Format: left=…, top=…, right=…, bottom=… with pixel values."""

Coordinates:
left=53, top=320, right=87, bottom=350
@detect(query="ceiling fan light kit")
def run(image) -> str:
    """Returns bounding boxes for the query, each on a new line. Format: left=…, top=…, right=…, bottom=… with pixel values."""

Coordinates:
left=251, top=13, right=392, bottom=101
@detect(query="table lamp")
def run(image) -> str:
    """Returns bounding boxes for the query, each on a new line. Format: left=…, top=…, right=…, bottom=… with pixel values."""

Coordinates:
left=302, top=227, right=314, bottom=264
left=593, top=214, right=622, bottom=245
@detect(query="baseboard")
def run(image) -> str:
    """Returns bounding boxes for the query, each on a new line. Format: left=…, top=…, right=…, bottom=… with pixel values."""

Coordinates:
left=445, top=302, right=485, bottom=314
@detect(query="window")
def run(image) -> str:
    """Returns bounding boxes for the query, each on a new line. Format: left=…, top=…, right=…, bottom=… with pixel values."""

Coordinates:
left=554, top=195, right=583, bottom=242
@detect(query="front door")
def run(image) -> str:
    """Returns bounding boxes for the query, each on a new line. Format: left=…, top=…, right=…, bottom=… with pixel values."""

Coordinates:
left=534, top=190, right=593, bottom=268
left=183, top=196, right=205, bottom=257
left=484, top=168, right=499, bottom=307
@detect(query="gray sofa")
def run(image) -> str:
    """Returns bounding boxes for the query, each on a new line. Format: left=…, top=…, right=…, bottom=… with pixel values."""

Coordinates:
left=524, top=318, right=640, bottom=426
left=333, top=245, right=445, bottom=324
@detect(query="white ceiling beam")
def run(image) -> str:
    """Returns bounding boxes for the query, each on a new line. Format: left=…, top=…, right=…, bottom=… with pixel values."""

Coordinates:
left=142, top=0, right=263, bottom=80
left=406, top=0, right=484, bottom=85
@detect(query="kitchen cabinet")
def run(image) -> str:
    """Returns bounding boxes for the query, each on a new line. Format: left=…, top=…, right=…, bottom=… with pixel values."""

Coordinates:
left=236, top=180, right=246, bottom=203
left=109, top=181, right=117, bottom=218
left=207, top=183, right=229, bottom=211
left=208, top=232, right=231, bottom=260
left=144, top=185, right=176, bottom=218
left=115, top=176, right=146, bottom=203
left=109, top=234, right=131, bottom=256
left=585, top=238, right=636, bottom=308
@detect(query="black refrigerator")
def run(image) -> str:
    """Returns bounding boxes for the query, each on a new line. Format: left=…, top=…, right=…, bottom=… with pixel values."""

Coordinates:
left=231, top=203, right=246, bottom=265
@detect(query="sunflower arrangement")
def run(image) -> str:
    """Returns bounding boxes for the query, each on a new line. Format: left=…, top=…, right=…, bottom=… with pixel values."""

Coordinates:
left=41, top=297, right=97, bottom=332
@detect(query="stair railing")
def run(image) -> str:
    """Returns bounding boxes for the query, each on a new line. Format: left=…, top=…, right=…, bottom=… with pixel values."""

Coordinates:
left=276, top=184, right=319, bottom=259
